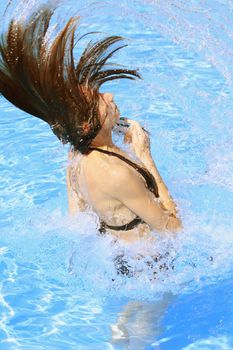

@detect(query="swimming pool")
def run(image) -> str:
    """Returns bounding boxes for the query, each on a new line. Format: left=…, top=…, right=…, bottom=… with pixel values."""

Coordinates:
left=1, top=0, right=233, bottom=349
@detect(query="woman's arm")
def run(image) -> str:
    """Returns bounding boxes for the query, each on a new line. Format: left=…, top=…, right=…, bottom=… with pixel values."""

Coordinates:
left=124, top=120, right=180, bottom=217
left=66, top=151, right=86, bottom=214
left=109, top=163, right=181, bottom=232
left=139, top=151, right=178, bottom=216
left=66, top=167, right=79, bottom=214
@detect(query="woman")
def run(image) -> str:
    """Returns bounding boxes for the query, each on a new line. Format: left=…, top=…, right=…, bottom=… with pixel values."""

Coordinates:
left=0, top=5, right=181, bottom=249
left=67, top=98, right=181, bottom=242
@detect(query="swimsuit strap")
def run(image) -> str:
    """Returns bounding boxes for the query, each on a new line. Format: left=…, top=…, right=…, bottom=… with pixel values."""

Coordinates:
left=89, top=147, right=160, bottom=233
left=89, top=147, right=159, bottom=197
left=99, top=216, right=143, bottom=234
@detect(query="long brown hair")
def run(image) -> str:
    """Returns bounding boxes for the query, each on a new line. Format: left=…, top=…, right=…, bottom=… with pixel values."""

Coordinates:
left=0, top=5, right=141, bottom=153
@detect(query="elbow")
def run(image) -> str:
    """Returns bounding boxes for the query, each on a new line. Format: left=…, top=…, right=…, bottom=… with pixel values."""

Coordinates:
left=150, top=214, right=182, bottom=234
left=166, top=215, right=182, bottom=233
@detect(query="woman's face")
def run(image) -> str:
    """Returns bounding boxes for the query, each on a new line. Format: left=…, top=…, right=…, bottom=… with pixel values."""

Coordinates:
left=99, top=92, right=120, bottom=130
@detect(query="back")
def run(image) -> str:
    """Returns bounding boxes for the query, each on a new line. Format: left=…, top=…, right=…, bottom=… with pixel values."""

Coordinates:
left=66, top=147, right=181, bottom=242
left=67, top=149, right=141, bottom=228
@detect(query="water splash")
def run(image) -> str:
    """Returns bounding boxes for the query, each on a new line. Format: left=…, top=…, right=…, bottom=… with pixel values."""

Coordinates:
left=1, top=0, right=233, bottom=348
left=0, top=0, right=233, bottom=299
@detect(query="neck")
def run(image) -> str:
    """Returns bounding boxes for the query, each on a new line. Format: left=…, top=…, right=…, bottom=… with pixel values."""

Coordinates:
left=90, top=129, right=115, bottom=149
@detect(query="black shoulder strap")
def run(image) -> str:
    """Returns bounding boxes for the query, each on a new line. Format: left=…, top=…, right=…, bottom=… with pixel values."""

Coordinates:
left=89, top=147, right=159, bottom=197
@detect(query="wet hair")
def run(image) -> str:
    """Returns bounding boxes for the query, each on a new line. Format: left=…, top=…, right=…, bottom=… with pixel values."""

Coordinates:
left=0, top=5, right=141, bottom=153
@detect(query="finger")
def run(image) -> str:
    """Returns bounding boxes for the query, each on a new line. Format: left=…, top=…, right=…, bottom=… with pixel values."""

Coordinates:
left=122, top=117, right=131, bottom=124
left=130, top=120, right=140, bottom=128
left=124, top=130, right=132, bottom=144
left=124, top=119, right=139, bottom=127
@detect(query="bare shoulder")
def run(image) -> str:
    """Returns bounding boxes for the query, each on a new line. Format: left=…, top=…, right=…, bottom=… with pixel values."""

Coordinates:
left=83, top=150, right=137, bottom=188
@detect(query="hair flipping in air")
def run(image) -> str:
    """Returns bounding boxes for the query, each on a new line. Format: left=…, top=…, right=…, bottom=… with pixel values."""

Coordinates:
left=0, top=6, right=141, bottom=153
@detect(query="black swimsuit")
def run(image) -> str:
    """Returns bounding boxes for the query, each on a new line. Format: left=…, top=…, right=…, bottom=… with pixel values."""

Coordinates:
left=88, top=147, right=173, bottom=277
left=88, top=147, right=159, bottom=234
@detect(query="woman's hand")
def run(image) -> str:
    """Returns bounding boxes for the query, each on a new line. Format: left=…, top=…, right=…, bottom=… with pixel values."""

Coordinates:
left=124, top=119, right=151, bottom=159
left=123, top=119, right=180, bottom=218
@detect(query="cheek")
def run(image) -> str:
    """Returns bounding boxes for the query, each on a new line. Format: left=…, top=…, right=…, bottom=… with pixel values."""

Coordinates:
left=99, top=99, right=119, bottom=129
left=99, top=100, right=106, bottom=116
left=110, top=106, right=119, bottom=125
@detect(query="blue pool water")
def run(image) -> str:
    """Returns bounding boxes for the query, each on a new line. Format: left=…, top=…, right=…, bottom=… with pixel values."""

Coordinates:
left=1, top=0, right=233, bottom=349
